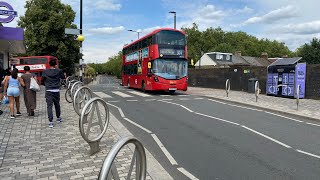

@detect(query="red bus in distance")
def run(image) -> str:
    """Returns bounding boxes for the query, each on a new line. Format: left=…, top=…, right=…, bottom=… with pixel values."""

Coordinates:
left=14, top=56, right=59, bottom=82
left=122, top=28, right=188, bottom=93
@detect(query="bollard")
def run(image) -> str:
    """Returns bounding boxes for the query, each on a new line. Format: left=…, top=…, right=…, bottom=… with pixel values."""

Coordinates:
left=255, top=81, right=260, bottom=102
left=296, top=84, right=300, bottom=111
left=225, top=79, right=230, bottom=97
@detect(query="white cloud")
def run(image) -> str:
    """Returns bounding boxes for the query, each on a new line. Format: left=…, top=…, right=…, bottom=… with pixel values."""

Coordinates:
left=276, top=20, right=320, bottom=35
left=243, top=5, right=299, bottom=25
left=193, top=5, right=225, bottom=23
left=94, top=0, right=121, bottom=11
left=234, top=6, right=254, bottom=14
left=87, top=26, right=124, bottom=35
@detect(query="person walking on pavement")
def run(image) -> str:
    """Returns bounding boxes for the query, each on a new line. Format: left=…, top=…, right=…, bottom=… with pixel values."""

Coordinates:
left=3, top=68, right=25, bottom=119
left=41, top=59, right=65, bottom=128
left=21, top=66, right=38, bottom=116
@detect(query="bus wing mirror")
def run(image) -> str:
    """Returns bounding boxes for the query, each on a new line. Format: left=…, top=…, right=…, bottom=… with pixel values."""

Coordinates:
left=147, top=73, right=152, bottom=77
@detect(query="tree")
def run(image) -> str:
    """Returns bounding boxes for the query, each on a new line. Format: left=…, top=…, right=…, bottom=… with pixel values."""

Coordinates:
left=87, top=67, right=96, bottom=77
left=18, top=0, right=80, bottom=74
left=297, top=38, right=320, bottom=64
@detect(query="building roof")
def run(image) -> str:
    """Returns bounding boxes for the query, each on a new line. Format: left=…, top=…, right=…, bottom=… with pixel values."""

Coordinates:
left=269, top=57, right=302, bottom=66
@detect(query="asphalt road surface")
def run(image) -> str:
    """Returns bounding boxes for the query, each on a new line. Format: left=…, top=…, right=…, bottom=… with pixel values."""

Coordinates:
left=90, top=75, right=320, bottom=180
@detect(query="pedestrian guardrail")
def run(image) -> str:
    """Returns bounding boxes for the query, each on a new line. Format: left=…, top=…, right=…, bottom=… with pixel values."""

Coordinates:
left=225, top=79, right=230, bottom=97
left=80, top=97, right=110, bottom=155
left=73, top=86, right=94, bottom=116
left=98, top=136, right=147, bottom=180
left=255, top=81, right=260, bottom=102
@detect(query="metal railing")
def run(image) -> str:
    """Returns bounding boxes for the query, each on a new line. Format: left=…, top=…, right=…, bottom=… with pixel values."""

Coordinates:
left=99, top=136, right=147, bottom=180
left=73, top=86, right=94, bottom=116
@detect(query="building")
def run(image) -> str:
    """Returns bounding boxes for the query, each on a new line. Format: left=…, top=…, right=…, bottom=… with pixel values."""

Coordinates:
left=0, top=1, right=26, bottom=70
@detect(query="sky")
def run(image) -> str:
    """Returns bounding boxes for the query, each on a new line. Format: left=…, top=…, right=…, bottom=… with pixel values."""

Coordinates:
left=3, top=0, right=320, bottom=63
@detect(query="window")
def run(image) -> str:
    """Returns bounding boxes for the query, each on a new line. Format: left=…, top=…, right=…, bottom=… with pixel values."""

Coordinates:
left=156, top=31, right=186, bottom=46
left=216, top=54, right=223, bottom=60
left=226, top=55, right=231, bottom=61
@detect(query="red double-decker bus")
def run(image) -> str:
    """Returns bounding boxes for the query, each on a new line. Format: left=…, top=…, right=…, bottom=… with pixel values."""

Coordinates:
left=122, top=28, right=188, bottom=93
left=14, top=56, right=59, bottom=82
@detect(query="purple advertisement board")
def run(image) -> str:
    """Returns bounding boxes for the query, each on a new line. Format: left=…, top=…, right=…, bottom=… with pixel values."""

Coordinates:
left=295, top=63, right=306, bottom=98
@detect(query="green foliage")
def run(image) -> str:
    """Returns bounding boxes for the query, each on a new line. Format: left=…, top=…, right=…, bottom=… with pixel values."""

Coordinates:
left=297, top=38, right=320, bottom=64
left=92, top=51, right=122, bottom=79
left=87, top=67, right=96, bottom=77
left=182, top=23, right=293, bottom=64
left=18, top=0, right=80, bottom=74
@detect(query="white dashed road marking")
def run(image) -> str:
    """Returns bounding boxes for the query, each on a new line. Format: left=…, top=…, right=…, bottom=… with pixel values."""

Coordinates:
left=177, top=168, right=199, bottom=180
left=112, top=91, right=133, bottom=98
left=151, top=134, right=178, bottom=165
left=127, top=91, right=152, bottom=97
left=93, top=92, right=112, bottom=98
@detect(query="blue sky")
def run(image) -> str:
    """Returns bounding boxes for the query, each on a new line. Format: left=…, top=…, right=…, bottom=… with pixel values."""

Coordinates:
left=4, top=0, right=320, bottom=63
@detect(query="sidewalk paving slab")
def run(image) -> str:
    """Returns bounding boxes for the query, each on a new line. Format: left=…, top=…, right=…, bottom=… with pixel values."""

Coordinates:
left=0, top=87, right=172, bottom=180
left=188, top=87, right=320, bottom=121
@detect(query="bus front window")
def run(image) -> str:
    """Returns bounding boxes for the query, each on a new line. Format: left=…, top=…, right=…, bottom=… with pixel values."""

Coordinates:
left=152, top=59, right=187, bottom=80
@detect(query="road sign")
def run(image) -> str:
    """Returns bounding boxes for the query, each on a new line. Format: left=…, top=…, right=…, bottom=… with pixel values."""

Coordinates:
left=0, top=2, right=18, bottom=23
left=65, top=28, right=80, bottom=35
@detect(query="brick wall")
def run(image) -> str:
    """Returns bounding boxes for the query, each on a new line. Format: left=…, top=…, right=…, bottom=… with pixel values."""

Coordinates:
left=188, top=65, right=320, bottom=100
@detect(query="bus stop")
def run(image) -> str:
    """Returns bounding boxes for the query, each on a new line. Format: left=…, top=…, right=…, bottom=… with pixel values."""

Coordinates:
left=266, top=57, right=306, bottom=98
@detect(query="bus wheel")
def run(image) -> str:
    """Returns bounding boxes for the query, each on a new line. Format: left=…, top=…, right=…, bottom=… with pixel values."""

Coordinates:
left=142, top=81, right=146, bottom=92
left=169, top=90, right=176, bottom=94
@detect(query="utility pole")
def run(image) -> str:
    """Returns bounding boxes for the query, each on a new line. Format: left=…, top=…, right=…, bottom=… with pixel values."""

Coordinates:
left=169, top=11, right=176, bottom=29
left=79, top=0, right=83, bottom=81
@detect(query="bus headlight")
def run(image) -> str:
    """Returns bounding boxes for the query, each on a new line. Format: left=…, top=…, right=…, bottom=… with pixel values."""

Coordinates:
left=154, top=76, right=159, bottom=82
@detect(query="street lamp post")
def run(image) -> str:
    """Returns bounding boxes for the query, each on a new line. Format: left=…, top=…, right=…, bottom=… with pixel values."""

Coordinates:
left=128, top=30, right=140, bottom=39
left=79, top=0, right=83, bottom=82
left=169, top=11, right=176, bottom=29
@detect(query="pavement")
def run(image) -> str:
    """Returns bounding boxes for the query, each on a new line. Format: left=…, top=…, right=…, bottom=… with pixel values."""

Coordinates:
left=0, top=85, right=172, bottom=179
left=187, top=87, right=320, bottom=121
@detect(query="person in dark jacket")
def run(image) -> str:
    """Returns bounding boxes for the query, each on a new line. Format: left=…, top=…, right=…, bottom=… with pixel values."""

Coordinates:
left=41, top=59, right=65, bottom=128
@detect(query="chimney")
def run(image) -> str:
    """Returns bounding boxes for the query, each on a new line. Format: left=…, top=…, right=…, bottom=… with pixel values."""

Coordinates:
left=261, top=52, right=268, bottom=60
left=234, top=51, right=241, bottom=56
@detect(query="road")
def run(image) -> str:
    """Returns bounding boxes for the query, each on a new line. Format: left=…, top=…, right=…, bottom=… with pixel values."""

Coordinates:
left=90, top=75, right=320, bottom=180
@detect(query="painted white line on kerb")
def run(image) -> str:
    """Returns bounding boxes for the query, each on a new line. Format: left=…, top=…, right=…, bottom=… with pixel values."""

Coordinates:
left=306, top=122, right=320, bottom=127
left=194, top=98, right=204, bottom=100
left=158, top=100, right=193, bottom=113
left=161, top=99, right=173, bottom=101
left=242, top=125, right=291, bottom=148
left=207, top=99, right=227, bottom=104
left=126, top=100, right=138, bottom=102
left=264, top=111, right=303, bottom=123
left=177, top=167, right=199, bottom=180
left=160, top=95, right=171, bottom=97
left=207, top=99, right=262, bottom=111
left=145, top=99, right=156, bottom=101
left=177, top=95, right=190, bottom=97
left=151, top=134, right=178, bottom=165
left=105, top=102, right=125, bottom=118
left=194, top=112, right=240, bottom=126
left=296, top=149, right=320, bottom=159
left=123, top=117, right=152, bottom=134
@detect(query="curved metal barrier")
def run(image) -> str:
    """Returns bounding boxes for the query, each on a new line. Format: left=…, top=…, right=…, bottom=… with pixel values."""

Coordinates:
left=255, top=81, right=260, bottom=102
left=68, top=79, right=78, bottom=90
left=296, top=84, right=300, bottom=111
left=65, top=88, right=73, bottom=103
left=99, top=136, right=147, bottom=180
left=225, top=79, right=230, bottom=97
left=80, top=97, right=109, bottom=155
left=71, top=81, right=83, bottom=101
left=73, top=86, right=94, bottom=115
